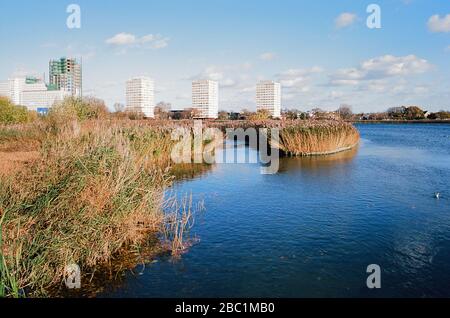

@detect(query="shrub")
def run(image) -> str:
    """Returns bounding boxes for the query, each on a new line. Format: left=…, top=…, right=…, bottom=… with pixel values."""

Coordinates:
left=0, top=97, right=34, bottom=124
left=48, top=96, right=109, bottom=120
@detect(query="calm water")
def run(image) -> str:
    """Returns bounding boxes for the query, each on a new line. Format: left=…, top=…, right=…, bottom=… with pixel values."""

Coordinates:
left=102, top=124, right=450, bottom=298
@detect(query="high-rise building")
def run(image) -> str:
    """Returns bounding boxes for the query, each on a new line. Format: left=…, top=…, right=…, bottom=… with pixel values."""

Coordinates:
left=192, top=80, right=218, bottom=119
left=125, top=77, right=155, bottom=118
left=49, top=57, right=82, bottom=97
left=256, top=81, right=281, bottom=118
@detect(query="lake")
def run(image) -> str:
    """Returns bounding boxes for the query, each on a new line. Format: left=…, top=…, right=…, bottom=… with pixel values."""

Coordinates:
left=101, top=123, right=450, bottom=298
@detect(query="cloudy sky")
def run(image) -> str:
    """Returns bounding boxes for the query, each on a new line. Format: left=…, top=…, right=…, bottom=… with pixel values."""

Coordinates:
left=0, top=0, right=449, bottom=113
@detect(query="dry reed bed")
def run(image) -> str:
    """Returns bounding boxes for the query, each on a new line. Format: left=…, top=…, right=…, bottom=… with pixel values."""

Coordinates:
left=0, top=120, right=195, bottom=297
left=276, top=121, right=360, bottom=156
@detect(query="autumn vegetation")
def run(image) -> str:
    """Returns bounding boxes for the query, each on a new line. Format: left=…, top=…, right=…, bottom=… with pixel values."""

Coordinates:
left=0, top=97, right=202, bottom=297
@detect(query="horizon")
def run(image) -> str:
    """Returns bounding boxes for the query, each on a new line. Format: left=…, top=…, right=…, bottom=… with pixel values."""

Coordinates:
left=0, top=0, right=449, bottom=113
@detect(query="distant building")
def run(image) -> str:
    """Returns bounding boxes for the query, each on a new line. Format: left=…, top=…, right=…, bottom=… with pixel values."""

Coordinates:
left=256, top=81, right=281, bottom=118
left=22, top=78, right=70, bottom=113
left=0, top=77, right=70, bottom=113
left=168, top=110, right=184, bottom=120
left=192, top=80, right=218, bottom=119
left=0, top=81, right=9, bottom=99
left=49, top=57, right=82, bottom=97
left=0, top=78, right=24, bottom=105
left=126, top=77, right=155, bottom=118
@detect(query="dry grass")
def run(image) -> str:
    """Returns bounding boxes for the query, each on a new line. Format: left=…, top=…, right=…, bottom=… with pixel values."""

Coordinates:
left=0, top=152, right=40, bottom=176
left=276, top=121, right=360, bottom=156
left=0, top=120, right=173, bottom=297
left=162, top=194, right=205, bottom=257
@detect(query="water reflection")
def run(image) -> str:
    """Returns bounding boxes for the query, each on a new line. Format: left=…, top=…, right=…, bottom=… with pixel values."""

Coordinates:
left=278, top=146, right=359, bottom=173
left=171, top=163, right=214, bottom=181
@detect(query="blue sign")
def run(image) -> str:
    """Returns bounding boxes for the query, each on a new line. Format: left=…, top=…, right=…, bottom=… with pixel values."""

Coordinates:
left=37, top=108, right=49, bottom=115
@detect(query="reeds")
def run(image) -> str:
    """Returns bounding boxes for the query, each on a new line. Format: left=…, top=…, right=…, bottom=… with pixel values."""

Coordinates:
left=276, top=120, right=360, bottom=156
left=0, top=118, right=179, bottom=297
left=162, top=194, right=205, bottom=257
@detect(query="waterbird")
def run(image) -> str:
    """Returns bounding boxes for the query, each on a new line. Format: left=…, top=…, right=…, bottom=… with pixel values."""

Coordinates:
left=435, top=192, right=440, bottom=199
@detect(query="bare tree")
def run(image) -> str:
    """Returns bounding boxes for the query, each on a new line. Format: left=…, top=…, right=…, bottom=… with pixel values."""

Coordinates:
left=218, top=111, right=230, bottom=120
left=338, top=104, right=353, bottom=120
left=113, top=103, right=125, bottom=113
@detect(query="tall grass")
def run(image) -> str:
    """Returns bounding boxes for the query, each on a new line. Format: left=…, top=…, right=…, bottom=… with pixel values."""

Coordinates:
left=276, top=121, right=360, bottom=156
left=0, top=120, right=174, bottom=297
left=0, top=120, right=213, bottom=296
left=206, top=119, right=360, bottom=156
left=162, top=194, right=205, bottom=256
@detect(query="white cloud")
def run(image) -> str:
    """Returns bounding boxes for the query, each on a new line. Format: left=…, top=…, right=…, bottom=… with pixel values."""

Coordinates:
left=199, top=66, right=224, bottom=81
left=277, top=67, right=323, bottom=88
left=335, top=13, right=357, bottom=29
left=140, top=34, right=155, bottom=43
left=278, top=66, right=323, bottom=79
left=105, top=32, right=170, bottom=49
left=329, top=55, right=432, bottom=85
left=427, top=14, right=450, bottom=33
left=106, top=32, right=136, bottom=45
left=190, top=64, right=253, bottom=89
left=362, top=55, right=431, bottom=77
left=259, top=52, right=276, bottom=61
left=152, top=37, right=170, bottom=49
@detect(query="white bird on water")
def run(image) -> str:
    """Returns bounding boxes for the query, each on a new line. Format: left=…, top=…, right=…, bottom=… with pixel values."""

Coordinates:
left=435, top=192, right=440, bottom=199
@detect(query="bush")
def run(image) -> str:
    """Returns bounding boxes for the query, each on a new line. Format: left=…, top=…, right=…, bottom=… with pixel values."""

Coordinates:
left=0, top=97, right=34, bottom=124
left=48, top=96, right=109, bottom=121
left=428, top=111, right=450, bottom=120
left=46, top=97, right=110, bottom=132
left=248, top=109, right=271, bottom=121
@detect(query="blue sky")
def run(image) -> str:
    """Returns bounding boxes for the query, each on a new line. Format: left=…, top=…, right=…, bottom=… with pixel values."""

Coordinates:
left=0, top=0, right=449, bottom=112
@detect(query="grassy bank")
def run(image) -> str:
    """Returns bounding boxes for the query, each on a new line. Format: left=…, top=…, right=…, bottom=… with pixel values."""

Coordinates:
left=0, top=101, right=202, bottom=297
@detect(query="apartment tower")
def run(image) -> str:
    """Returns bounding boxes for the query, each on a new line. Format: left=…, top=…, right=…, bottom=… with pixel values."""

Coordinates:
left=125, top=77, right=155, bottom=118
left=256, top=80, right=281, bottom=118
left=192, top=80, right=218, bottom=119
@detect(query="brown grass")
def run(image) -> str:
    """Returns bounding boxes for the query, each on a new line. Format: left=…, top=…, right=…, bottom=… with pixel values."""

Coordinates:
left=276, top=121, right=360, bottom=156
left=0, top=117, right=193, bottom=297
left=0, top=152, right=40, bottom=176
